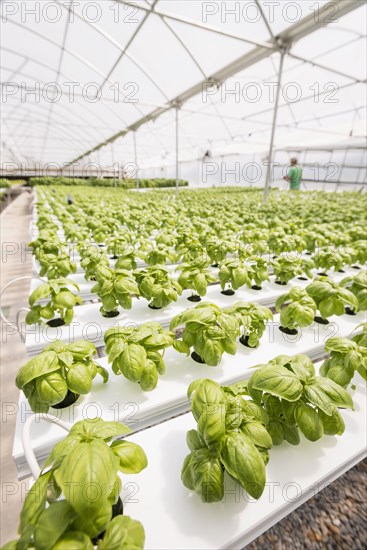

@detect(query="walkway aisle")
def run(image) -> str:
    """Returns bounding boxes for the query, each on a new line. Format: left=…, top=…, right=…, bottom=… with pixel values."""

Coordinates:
left=0, top=192, right=33, bottom=545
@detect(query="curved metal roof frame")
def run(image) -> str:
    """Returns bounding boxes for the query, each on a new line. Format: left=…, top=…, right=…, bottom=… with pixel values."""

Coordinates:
left=63, top=0, right=362, bottom=167
left=0, top=0, right=365, bottom=169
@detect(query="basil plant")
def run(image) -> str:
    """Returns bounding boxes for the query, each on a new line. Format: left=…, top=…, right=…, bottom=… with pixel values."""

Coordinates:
left=247, top=354, right=353, bottom=445
left=91, top=265, right=139, bottom=317
left=79, top=243, right=110, bottom=281
left=15, top=340, right=108, bottom=412
left=4, top=418, right=147, bottom=548
left=26, top=278, right=82, bottom=326
left=104, top=322, right=175, bottom=390
left=306, top=277, right=359, bottom=321
left=340, top=270, right=367, bottom=311
left=181, top=378, right=270, bottom=502
left=224, top=302, right=273, bottom=348
left=275, top=287, right=317, bottom=335
left=271, top=253, right=304, bottom=285
left=176, top=257, right=216, bottom=301
left=218, top=259, right=253, bottom=295
left=170, top=302, right=239, bottom=365
left=134, top=266, right=182, bottom=309
left=312, top=246, right=349, bottom=274
left=320, top=334, right=367, bottom=387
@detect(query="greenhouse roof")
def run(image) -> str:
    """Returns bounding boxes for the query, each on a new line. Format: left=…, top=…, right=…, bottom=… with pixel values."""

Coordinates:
left=1, top=0, right=366, bottom=170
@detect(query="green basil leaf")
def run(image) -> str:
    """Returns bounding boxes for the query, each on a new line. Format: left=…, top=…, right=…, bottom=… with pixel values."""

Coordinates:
left=187, top=448, right=224, bottom=503
left=110, top=440, right=148, bottom=474
left=186, top=429, right=205, bottom=451
left=324, top=337, right=357, bottom=353
left=58, top=351, right=74, bottom=367
left=69, top=418, right=131, bottom=440
left=36, top=372, right=68, bottom=406
left=140, top=359, right=159, bottom=391
left=67, top=340, right=96, bottom=361
left=120, top=344, right=146, bottom=383
left=252, top=365, right=303, bottom=402
left=282, top=424, right=300, bottom=445
left=53, top=290, right=76, bottom=309
left=52, top=531, right=93, bottom=550
left=191, top=379, right=226, bottom=423
left=16, top=351, right=59, bottom=389
left=54, top=440, right=117, bottom=517
left=19, top=470, right=52, bottom=532
left=29, top=283, right=50, bottom=306
left=266, top=421, right=284, bottom=445
left=221, top=432, right=266, bottom=499
left=172, top=339, right=191, bottom=355
left=319, top=409, right=345, bottom=436
left=98, top=515, right=145, bottom=550
left=314, top=377, right=354, bottom=409
left=327, top=363, right=354, bottom=387
left=202, top=338, right=224, bottom=366
left=241, top=421, right=273, bottom=449
left=295, top=402, right=324, bottom=441
left=34, top=501, right=77, bottom=550
left=66, top=363, right=92, bottom=395
left=197, top=406, right=226, bottom=451
left=107, top=341, right=127, bottom=363
left=96, top=365, right=109, bottom=384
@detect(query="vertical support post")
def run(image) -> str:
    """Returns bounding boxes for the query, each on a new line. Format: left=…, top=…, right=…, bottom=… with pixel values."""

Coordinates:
left=175, top=105, right=179, bottom=197
left=133, top=130, right=139, bottom=189
left=111, top=142, right=117, bottom=188
left=263, top=48, right=286, bottom=204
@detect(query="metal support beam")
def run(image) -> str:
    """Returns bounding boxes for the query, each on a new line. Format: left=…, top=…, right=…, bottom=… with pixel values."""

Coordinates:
left=175, top=106, right=179, bottom=197
left=263, top=50, right=286, bottom=204
left=133, top=131, right=139, bottom=190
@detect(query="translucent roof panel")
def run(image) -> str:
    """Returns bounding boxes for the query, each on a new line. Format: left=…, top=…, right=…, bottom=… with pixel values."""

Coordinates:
left=0, top=0, right=366, bottom=169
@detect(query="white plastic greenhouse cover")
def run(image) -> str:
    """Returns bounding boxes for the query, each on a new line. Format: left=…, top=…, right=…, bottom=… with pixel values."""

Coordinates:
left=0, top=0, right=366, bottom=172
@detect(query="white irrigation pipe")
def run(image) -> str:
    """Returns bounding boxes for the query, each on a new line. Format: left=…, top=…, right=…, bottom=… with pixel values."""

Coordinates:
left=22, top=414, right=71, bottom=479
left=0, top=275, right=44, bottom=325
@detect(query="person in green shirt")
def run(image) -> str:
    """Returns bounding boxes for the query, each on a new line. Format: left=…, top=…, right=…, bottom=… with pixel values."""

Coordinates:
left=284, top=157, right=302, bottom=190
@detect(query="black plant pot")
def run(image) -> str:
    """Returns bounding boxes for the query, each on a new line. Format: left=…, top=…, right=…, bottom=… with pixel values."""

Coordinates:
left=148, top=303, right=162, bottom=310
left=52, top=390, right=80, bottom=409
left=297, top=276, right=308, bottom=281
left=275, top=281, right=287, bottom=286
left=345, top=307, right=357, bottom=316
left=102, top=310, right=120, bottom=318
left=314, top=316, right=329, bottom=325
left=92, top=498, right=124, bottom=544
left=338, top=269, right=345, bottom=273
left=251, top=285, right=262, bottom=291
left=191, top=351, right=205, bottom=364
left=211, top=263, right=219, bottom=268
left=188, top=294, right=201, bottom=302
left=318, top=272, right=328, bottom=277
left=110, top=255, right=118, bottom=260
left=352, top=265, right=361, bottom=270
left=279, top=326, right=298, bottom=335
left=305, top=252, right=312, bottom=255
left=47, top=318, right=65, bottom=328
left=239, top=335, right=256, bottom=348
left=221, top=289, right=235, bottom=296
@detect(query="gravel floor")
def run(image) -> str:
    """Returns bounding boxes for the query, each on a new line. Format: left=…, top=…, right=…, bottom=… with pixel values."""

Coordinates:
left=247, top=459, right=367, bottom=550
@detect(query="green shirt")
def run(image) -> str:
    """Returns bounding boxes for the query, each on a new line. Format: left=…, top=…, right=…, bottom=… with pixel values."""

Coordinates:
left=288, top=165, right=302, bottom=190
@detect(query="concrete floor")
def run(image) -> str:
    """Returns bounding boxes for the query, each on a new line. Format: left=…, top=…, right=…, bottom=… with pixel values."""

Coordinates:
left=0, top=191, right=33, bottom=545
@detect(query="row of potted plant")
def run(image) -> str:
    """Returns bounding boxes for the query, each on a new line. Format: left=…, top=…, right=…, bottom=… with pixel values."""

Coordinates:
left=26, top=267, right=366, bottom=332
